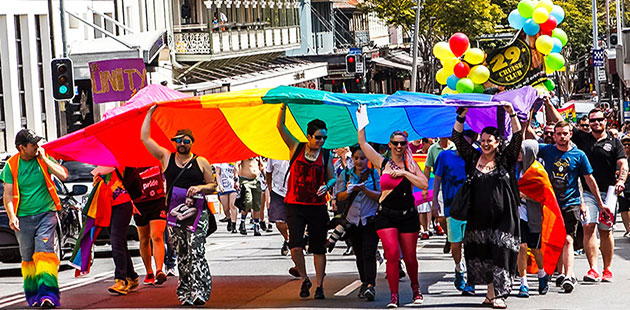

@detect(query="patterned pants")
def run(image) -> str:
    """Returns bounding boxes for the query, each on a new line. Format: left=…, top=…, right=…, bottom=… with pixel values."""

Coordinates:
left=170, top=210, right=212, bottom=303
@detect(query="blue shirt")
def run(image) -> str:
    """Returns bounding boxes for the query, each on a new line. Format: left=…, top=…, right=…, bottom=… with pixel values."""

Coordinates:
left=538, top=144, right=593, bottom=209
left=433, top=150, right=466, bottom=217
left=334, top=168, right=380, bottom=226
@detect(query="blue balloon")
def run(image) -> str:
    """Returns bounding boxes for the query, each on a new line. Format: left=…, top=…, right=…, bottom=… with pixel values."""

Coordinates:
left=550, top=5, right=565, bottom=24
left=447, top=74, right=459, bottom=91
left=508, top=9, right=526, bottom=30
left=523, top=18, right=540, bottom=36
left=551, top=37, right=563, bottom=53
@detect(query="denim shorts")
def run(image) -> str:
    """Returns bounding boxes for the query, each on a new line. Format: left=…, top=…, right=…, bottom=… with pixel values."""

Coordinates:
left=15, top=211, right=58, bottom=261
left=583, top=190, right=617, bottom=231
left=446, top=217, right=466, bottom=243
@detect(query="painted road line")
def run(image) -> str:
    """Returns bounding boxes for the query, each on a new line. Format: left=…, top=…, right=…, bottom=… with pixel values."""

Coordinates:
left=334, top=279, right=362, bottom=297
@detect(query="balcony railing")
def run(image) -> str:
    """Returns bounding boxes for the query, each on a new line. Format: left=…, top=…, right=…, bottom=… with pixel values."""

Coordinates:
left=174, top=24, right=300, bottom=60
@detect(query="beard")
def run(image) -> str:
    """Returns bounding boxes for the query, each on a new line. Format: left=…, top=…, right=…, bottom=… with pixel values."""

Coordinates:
left=177, top=146, right=191, bottom=155
left=591, top=127, right=605, bottom=134
left=544, top=137, right=554, bottom=144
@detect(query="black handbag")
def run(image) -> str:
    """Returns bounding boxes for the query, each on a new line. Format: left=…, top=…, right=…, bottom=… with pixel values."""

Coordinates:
left=449, top=176, right=472, bottom=221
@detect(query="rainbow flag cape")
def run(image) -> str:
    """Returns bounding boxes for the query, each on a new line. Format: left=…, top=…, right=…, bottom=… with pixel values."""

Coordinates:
left=518, top=160, right=565, bottom=275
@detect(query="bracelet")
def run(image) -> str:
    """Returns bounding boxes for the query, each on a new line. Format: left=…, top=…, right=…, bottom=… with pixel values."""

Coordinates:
left=456, top=115, right=466, bottom=123
left=509, top=113, right=517, bottom=118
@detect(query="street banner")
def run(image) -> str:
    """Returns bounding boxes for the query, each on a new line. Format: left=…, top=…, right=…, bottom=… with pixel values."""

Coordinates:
left=487, top=37, right=547, bottom=90
left=89, top=58, right=147, bottom=104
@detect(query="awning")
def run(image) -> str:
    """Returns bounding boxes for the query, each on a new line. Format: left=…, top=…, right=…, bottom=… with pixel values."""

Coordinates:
left=175, top=56, right=329, bottom=94
left=69, top=30, right=167, bottom=80
left=372, top=57, right=412, bottom=71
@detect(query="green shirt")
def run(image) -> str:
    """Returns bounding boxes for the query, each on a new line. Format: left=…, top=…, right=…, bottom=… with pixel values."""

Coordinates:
left=0, top=157, right=56, bottom=216
left=425, top=141, right=456, bottom=169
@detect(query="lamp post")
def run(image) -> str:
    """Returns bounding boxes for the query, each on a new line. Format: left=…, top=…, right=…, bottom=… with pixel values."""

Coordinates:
left=410, top=2, right=421, bottom=92
left=429, top=16, right=436, bottom=94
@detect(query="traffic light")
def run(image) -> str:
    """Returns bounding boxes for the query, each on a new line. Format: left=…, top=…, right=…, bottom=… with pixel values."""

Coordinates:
left=346, top=55, right=356, bottom=73
left=51, top=58, right=75, bottom=101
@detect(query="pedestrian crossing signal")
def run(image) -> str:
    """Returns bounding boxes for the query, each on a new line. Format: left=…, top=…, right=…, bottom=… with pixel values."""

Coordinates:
left=51, top=58, right=75, bottom=100
left=346, top=55, right=356, bottom=73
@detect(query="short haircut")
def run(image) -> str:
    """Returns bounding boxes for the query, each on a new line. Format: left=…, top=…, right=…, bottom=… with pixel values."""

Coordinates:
left=307, top=119, right=327, bottom=136
left=554, top=120, right=571, bottom=131
left=588, top=108, right=604, bottom=118
left=421, top=138, right=431, bottom=143
left=350, top=144, right=362, bottom=155
left=579, top=115, right=589, bottom=123
left=390, top=130, right=408, bottom=139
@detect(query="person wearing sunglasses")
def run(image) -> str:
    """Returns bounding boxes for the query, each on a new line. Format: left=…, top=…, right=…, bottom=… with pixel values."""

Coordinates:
left=356, top=110, right=429, bottom=308
left=141, top=105, right=216, bottom=306
left=545, top=104, right=628, bottom=284
left=452, top=102, right=522, bottom=309
left=277, top=104, right=335, bottom=300
left=577, top=116, right=591, bottom=133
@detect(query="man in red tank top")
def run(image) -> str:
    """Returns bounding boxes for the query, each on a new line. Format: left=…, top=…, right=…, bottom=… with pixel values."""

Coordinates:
left=277, top=104, right=335, bottom=300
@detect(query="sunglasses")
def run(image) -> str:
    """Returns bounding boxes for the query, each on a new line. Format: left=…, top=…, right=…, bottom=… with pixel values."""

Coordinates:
left=589, top=118, right=605, bottom=123
left=171, top=138, right=192, bottom=144
left=313, top=135, right=327, bottom=141
left=579, top=124, right=590, bottom=128
left=624, top=144, right=630, bottom=147
left=390, top=141, right=408, bottom=146
left=544, top=132, right=554, bottom=136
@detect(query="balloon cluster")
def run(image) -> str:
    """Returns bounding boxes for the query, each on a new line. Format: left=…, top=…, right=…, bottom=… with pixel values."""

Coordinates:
left=433, top=33, right=489, bottom=94
left=508, top=0, right=567, bottom=76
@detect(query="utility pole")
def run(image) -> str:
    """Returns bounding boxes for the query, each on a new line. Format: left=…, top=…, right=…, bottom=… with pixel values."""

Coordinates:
left=429, top=16, right=435, bottom=94
left=592, top=0, right=600, bottom=102
left=410, top=1, right=421, bottom=92
left=59, top=0, right=68, bottom=57
left=616, top=0, right=625, bottom=123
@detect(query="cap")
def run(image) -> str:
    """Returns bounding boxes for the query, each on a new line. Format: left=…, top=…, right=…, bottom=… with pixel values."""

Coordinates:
left=172, top=129, right=194, bottom=142
left=15, top=129, right=43, bottom=147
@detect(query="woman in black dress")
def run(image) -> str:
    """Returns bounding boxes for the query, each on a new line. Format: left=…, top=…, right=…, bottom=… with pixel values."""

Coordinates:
left=452, top=103, right=522, bottom=309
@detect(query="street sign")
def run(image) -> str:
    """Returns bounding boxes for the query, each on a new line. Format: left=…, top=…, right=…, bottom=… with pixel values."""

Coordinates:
left=349, top=47, right=361, bottom=55
left=356, top=55, right=365, bottom=74
left=593, top=49, right=605, bottom=67
left=597, top=67, right=607, bottom=82
left=624, top=101, right=630, bottom=121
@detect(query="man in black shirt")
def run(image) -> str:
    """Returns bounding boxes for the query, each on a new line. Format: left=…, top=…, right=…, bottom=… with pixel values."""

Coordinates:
left=548, top=104, right=628, bottom=283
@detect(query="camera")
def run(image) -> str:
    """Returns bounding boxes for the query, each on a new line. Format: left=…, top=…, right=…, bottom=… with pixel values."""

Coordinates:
left=325, top=221, right=351, bottom=253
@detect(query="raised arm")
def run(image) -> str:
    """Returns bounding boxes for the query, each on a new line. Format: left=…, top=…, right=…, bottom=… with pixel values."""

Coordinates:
left=38, top=148, right=68, bottom=181
left=452, top=107, right=478, bottom=164
left=543, top=96, right=562, bottom=124
left=502, top=102, right=524, bottom=164
left=141, top=105, right=171, bottom=170
left=357, top=127, right=384, bottom=171
left=277, top=103, right=300, bottom=157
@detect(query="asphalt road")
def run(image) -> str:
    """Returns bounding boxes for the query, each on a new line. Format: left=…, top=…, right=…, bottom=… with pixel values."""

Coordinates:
left=1, top=218, right=630, bottom=309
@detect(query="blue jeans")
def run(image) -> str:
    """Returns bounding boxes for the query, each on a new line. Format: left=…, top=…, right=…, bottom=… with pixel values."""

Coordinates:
left=15, top=211, right=58, bottom=261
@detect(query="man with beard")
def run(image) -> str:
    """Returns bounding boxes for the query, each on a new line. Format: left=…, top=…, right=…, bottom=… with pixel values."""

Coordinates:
left=547, top=106, right=627, bottom=283
left=141, top=105, right=216, bottom=306
left=536, top=121, right=605, bottom=293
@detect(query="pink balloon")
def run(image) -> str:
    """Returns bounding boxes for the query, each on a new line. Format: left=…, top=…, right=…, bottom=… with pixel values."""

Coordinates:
left=453, top=61, right=470, bottom=78
left=449, top=33, right=470, bottom=57
left=540, top=15, right=557, bottom=33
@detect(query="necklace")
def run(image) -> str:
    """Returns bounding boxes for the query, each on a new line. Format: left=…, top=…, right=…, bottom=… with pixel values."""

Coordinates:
left=389, top=159, right=404, bottom=171
left=304, top=148, right=320, bottom=161
left=176, top=154, right=194, bottom=167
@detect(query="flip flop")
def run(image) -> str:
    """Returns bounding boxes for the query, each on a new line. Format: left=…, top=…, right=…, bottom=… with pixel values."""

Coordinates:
left=482, top=297, right=493, bottom=306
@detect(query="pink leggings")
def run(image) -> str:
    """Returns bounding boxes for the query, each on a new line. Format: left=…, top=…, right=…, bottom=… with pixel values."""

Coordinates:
left=377, top=228, right=419, bottom=294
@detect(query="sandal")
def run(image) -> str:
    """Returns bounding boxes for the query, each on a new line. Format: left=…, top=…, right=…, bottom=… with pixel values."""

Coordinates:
left=492, top=298, right=507, bottom=309
left=482, top=297, right=493, bottom=306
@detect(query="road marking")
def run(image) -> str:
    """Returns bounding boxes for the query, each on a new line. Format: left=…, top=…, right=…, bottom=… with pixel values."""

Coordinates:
left=0, top=262, right=143, bottom=308
left=207, top=242, right=236, bottom=251
left=334, top=279, right=362, bottom=297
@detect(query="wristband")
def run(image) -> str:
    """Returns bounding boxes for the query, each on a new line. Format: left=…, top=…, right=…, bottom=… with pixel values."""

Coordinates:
left=456, top=115, right=466, bottom=123
left=509, top=113, right=517, bottom=118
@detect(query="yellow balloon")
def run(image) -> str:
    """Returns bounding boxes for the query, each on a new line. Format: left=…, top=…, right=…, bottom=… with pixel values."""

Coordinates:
left=433, top=42, right=454, bottom=60
left=468, top=65, right=490, bottom=84
left=441, top=57, right=459, bottom=75
left=535, top=35, right=554, bottom=55
left=436, top=68, right=449, bottom=85
left=532, top=7, right=549, bottom=24
left=463, top=48, right=485, bottom=65
left=442, top=87, right=457, bottom=95
left=536, top=0, right=553, bottom=13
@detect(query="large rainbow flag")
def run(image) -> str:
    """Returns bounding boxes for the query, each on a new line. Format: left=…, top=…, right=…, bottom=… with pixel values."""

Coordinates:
left=44, top=86, right=538, bottom=167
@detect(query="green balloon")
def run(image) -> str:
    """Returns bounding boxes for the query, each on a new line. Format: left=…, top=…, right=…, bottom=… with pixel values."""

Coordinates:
left=456, top=78, right=475, bottom=93
left=544, top=79, right=556, bottom=91
left=474, top=83, right=485, bottom=93
left=546, top=53, right=565, bottom=71
left=552, top=28, right=568, bottom=47
left=518, top=0, right=535, bottom=18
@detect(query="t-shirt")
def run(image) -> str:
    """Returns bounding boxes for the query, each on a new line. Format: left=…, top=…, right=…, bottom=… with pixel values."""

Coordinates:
left=571, top=128, right=626, bottom=193
left=0, top=157, right=56, bottom=216
left=216, top=163, right=237, bottom=193
left=334, top=168, right=381, bottom=226
left=433, top=150, right=466, bottom=217
left=425, top=141, right=456, bottom=169
left=265, top=159, right=289, bottom=197
left=538, top=144, right=593, bottom=209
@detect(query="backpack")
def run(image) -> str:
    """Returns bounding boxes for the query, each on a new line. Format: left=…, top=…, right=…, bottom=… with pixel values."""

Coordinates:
left=283, top=143, right=331, bottom=185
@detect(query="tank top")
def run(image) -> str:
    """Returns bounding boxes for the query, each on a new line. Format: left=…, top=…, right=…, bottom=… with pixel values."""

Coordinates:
left=379, top=159, right=415, bottom=211
left=163, top=153, right=205, bottom=189
left=284, top=148, right=326, bottom=206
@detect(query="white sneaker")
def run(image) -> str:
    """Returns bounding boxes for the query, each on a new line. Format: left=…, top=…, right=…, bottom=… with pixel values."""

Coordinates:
left=166, top=267, right=176, bottom=277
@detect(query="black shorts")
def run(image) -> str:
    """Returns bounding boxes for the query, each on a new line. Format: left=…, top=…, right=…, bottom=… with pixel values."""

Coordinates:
left=374, top=208, right=420, bottom=234
left=619, top=196, right=630, bottom=212
left=286, top=204, right=329, bottom=255
left=133, top=197, right=167, bottom=226
left=520, top=219, right=542, bottom=249
left=562, top=205, right=580, bottom=239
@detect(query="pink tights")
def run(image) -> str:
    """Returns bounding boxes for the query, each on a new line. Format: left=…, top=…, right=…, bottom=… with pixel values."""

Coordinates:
left=377, top=228, right=419, bottom=294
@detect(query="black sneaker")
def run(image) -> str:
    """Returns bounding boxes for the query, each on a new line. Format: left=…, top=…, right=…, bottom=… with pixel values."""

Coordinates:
left=562, top=276, right=577, bottom=293
left=399, top=262, right=406, bottom=279
left=364, top=284, right=375, bottom=301
left=40, top=298, right=55, bottom=309
left=281, top=241, right=290, bottom=256
left=555, top=274, right=565, bottom=287
left=231, top=222, right=237, bottom=234
left=226, top=219, right=232, bottom=231
left=239, top=221, right=247, bottom=235
left=155, top=270, right=167, bottom=286
left=254, top=223, right=262, bottom=236
left=192, top=297, right=205, bottom=306
left=314, top=286, right=325, bottom=299
left=219, top=217, right=230, bottom=223
left=261, top=221, right=267, bottom=231
left=300, top=278, right=312, bottom=298
left=357, top=283, right=368, bottom=299
left=443, top=241, right=451, bottom=254
left=268, top=223, right=273, bottom=231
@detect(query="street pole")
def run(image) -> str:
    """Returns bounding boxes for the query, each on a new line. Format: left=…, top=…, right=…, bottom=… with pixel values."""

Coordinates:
left=429, top=16, right=435, bottom=94
left=617, top=0, right=624, bottom=123
left=410, top=2, right=421, bottom=92
left=59, top=0, right=68, bottom=57
left=592, top=0, right=600, bottom=102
